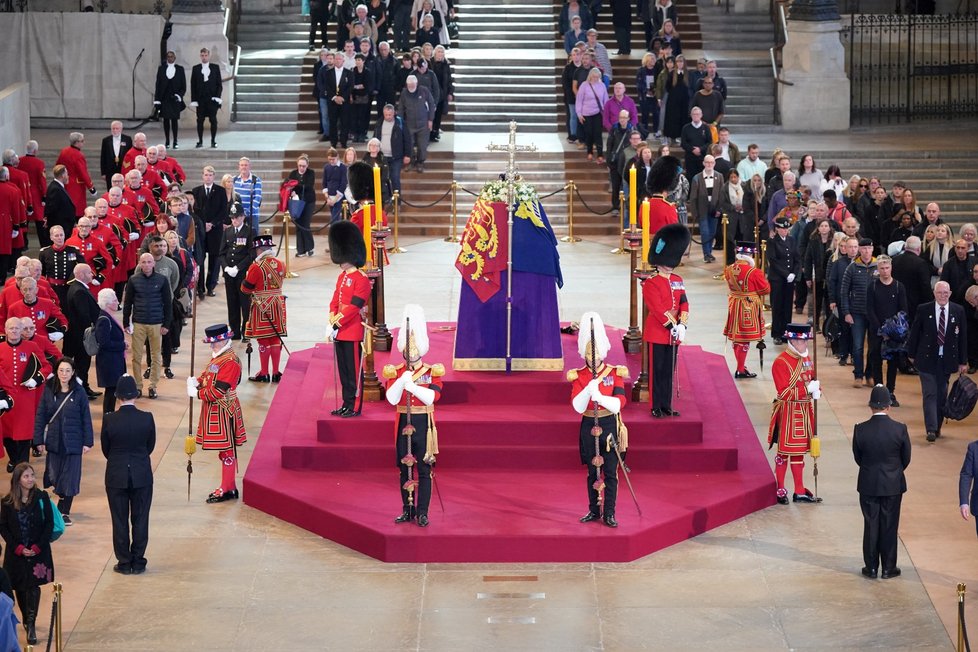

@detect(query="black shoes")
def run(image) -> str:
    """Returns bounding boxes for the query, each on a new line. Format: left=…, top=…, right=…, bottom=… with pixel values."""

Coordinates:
left=86, top=388, right=102, bottom=401
left=5, top=462, right=12, bottom=473
left=881, top=567, right=901, bottom=579
left=773, top=338, right=786, bottom=345
left=579, top=512, right=600, bottom=523
left=394, top=509, right=415, bottom=524
left=206, top=489, right=239, bottom=504
left=113, top=563, right=132, bottom=575
left=417, top=514, right=429, bottom=527
left=164, top=367, right=174, bottom=379
left=926, top=431, right=937, bottom=442
left=330, top=406, right=360, bottom=418
left=206, top=290, right=217, bottom=297
left=792, top=490, right=821, bottom=503
left=249, top=374, right=270, bottom=383
left=651, top=408, right=665, bottom=418
left=143, top=369, right=150, bottom=379
left=211, top=141, right=217, bottom=149
left=271, top=372, right=283, bottom=383
left=148, top=388, right=158, bottom=399
left=889, top=393, right=900, bottom=407
left=603, top=515, right=618, bottom=528
left=131, top=566, right=146, bottom=575
left=661, top=407, right=680, bottom=417
left=776, top=494, right=789, bottom=505
left=734, top=369, right=758, bottom=379
left=195, top=141, right=203, bottom=149
left=861, top=567, right=878, bottom=579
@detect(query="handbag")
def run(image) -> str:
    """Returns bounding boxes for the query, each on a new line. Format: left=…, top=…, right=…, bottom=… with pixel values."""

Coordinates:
left=42, top=391, right=74, bottom=442
left=39, top=493, right=65, bottom=542
left=83, top=315, right=107, bottom=356
left=447, top=18, right=459, bottom=40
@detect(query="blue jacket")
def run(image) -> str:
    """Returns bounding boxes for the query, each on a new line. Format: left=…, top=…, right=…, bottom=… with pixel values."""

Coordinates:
left=373, top=115, right=413, bottom=160
left=94, top=311, right=127, bottom=388
left=32, top=381, right=94, bottom=453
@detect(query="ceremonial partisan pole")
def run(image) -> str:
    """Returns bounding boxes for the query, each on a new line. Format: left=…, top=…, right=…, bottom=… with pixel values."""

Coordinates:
left=487, top=121, right=538, bottom=373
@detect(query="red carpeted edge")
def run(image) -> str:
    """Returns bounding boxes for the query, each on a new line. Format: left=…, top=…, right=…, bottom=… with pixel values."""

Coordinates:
left=243, top=325, right=776, bottom=562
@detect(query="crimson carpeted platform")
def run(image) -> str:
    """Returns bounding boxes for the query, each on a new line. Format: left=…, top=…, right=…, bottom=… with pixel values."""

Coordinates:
left=243, top=324, right=776, bottom=563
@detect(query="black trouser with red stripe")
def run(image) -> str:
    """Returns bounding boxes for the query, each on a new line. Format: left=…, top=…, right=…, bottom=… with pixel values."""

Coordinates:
left=335, top=339, right=361, bottom=411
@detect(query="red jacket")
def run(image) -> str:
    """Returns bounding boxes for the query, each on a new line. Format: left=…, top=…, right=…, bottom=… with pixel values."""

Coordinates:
left=15, top=155, right=46, bottom=219
left=55, top=145, right=95, bottom=217
left=642, top=269, right=689, bottom=345
left=0, top=182, right=23, bottom=256
left=329, top=267, right=371, bottom=342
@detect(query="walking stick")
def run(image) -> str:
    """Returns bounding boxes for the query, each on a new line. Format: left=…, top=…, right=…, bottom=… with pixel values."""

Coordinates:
left=185, top=288, right=198, bottom=502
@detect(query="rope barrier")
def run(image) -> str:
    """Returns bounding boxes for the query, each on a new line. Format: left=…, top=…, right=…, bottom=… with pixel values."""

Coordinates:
left=573, top=186, right=616, bottom=216
left=959, top=583, right=971, bottom=652
left=457, top=185, right=481, bottom=197
left=399, top=187, right=453, bottom=209
left=43, top=590, right=56, bottom=652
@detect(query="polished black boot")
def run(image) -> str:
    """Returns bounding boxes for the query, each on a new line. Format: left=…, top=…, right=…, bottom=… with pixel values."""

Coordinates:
left=394, top=506, right=415, bottom=523
left=25, top=586, right=39, bottom=644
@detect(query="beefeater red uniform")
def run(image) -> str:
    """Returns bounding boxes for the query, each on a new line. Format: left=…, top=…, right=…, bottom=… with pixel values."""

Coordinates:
left=0, top=338, right=49, bottom=441
left=642, top=268, right=688, bottom=414
left=0, top=181, right=23, bottom=257
left=16, top=155, right=46, bottom=220
left=241, top=253, right=288, bottom=378
left=55, top=145, right=95, bottom=217
left=8, top=297, right=68, bottom=336
left=724, top=258, right=770, bottom=375
left=768, top=345, right=815, bottom=501
left=66, top=232, right=113, bottom=293
left=647, top=194, right=678, bottom=237
left=194, top=345, right=247, bottom=499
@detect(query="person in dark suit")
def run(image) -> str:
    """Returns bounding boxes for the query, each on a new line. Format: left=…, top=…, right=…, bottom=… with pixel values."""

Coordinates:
left=190, top=48, right=223, bottom=149
left=153, top=51, right=187, bottom=150
left=959, top=439, right=978, bottom=536
left=63, top=264, right=102, bottom=399
left=219, top=204, right=254, bottom=339
left=907, top=280, right=968, bottom=441
left=767, top=216, right=799, bottom=345
left=101, top=374, right=155, bottom=575
left=322, top=51, right=353, bottom=148
left=190, top=166, right=229, bottom=297
left=94, top=289, right=128, bottom=414
left=891, top=236, right=932, bottom=327
left=99, top=121, right=133, bottom=191
left=43, top=165, right=76, bottom=248
left=852, top=385, right=911, bottom=579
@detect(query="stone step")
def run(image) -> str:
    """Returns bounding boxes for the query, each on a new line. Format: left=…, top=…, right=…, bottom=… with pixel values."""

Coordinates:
left=461, top=38, right=556, bottom=48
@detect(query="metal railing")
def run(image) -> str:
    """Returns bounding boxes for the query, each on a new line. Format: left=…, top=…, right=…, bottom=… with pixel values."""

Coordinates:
left=224, top=1, right=243, bottom=123
left=769, top=0, right=794, bottom=125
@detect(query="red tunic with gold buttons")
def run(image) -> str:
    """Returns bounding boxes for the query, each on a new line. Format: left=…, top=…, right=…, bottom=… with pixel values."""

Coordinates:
left=329, top=268, right=371, bottom=342
left=647, top=194, right=678, bottom=237
left=642, top=270, right=689, bottom=345
left=768, top=347, right=815, bottom=455
left=383, top=361, right=443, bottom=462
left=568, top=363, right=629, bottom=463
left=241, top=254, right=287, bottom=339
left=195, top=347, right=247, bottom=451
left=723, top=259, right=770, bottom=342
left=0, top=339, right=49, bottom=441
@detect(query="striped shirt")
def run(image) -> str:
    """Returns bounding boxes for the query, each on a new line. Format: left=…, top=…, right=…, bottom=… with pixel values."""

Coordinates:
left=232, top=174, right=263, bottom=224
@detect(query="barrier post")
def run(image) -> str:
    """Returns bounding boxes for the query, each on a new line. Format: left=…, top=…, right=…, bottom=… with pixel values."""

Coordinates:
left=389, top=190, right=405, bottom=253
left=281, top=213, right=299, bottom=278
left=713, top=213, right=729, bottom=280
left=54, top=582, right=63, bottom=652
left=958, top=583, right=967, bottom=652
left=611, top=191, right=628, bottom=254
left=444, top=180, right=461, bottom=243
left=560, top=181, right=581, bottom=243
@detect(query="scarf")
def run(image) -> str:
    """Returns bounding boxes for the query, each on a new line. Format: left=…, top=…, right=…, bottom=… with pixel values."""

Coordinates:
left=728, top=181, right=744, bottom=208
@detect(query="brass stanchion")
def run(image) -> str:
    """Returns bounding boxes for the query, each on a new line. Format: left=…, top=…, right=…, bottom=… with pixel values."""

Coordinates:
left=958, top=583, right=967, bottom=652
left=342, top=200, right=349, bottom=221
left=622, top=228, right=643, bottom=353
left=362, top=267, right=384, bottom=402
left=444, top=180, right=460, bottom=243
left=560, top=181, right=582, bottom=243
left=372, top=225, right=393, bottom=351
left=713, top=213, right=729, bottom=280
left=753, top=221, right=761, bottom=267
left=388, top=190, right=405, bottom=253
left=54, top=582, right=63, bottom=652
left=280, top=212, right=299, bottom=279
left=632, top=266, right=653, bottom=402
left=611, top=191, right=628, bottom=254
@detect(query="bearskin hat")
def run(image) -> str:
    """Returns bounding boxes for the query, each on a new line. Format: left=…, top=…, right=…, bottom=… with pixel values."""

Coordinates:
left=647, top=223, right=690, bottom=268
left=347, top=161, right=375, bottom=203
left=646, top=155, right=681, bottom=194
left=329, top=220, right=367, bottom=267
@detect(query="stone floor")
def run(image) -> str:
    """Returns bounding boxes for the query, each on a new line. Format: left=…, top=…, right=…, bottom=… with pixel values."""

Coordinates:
left=16, top=227, right=964, bottom=651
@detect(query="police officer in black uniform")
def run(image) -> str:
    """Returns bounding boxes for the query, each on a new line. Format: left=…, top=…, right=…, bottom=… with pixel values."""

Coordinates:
left=768, top=216, right=799, bottom=345
left=219, top=201, right=254, bottom=340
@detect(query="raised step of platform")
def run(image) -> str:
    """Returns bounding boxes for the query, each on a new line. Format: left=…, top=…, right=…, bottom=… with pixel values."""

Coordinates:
left=243, top=324, right=775, bottom=563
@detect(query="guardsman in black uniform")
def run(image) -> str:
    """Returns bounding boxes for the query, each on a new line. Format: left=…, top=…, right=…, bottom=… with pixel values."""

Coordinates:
left=767, top=216, right=798, bottom=345
left=383, top=304, right=443, bottom=528
left=219, top=201, right=254, bottom=340
left=328, top=220, right=370, bottom=417
left=568, top=311, right=628, bottom=528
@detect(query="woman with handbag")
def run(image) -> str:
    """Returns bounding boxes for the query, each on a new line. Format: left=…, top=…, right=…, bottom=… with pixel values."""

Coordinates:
left=32, top=358, right=94, bottom=527
left=0, top=463, right=56, bottom=645
left=288, top=154, right=318, bottom=258
left=94, top=289, right=128, bottom=414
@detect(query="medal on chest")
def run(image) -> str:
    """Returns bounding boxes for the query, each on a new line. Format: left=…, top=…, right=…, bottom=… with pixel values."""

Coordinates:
left=18, top=352, right=26, bottom=363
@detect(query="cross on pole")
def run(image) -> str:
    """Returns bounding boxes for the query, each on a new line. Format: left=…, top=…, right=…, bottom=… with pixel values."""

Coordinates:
left=486, top=121, right=539, bottom=185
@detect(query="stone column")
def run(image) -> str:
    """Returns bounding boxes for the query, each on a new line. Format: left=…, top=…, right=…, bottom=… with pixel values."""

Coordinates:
left=778, top=0, right=850, bottom=131
left=169, top=0, right=233, bottom=136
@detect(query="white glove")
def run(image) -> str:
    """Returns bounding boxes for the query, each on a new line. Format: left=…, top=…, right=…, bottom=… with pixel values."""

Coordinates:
left=153, top=100, right=161, bottom=105
left=0, top=400, right=8, bottom=410
left=406, top=383, right=436, bottom=406
left=129, top=232, right=139, bottom=241
left=22, top=379, right=36, bottom=389
left=225, top=266, right=238, bottom=278
left=186, top=376, right=199, bottom=398
left=786, top=273, right=796, bottom=283
left=212, top=97, right=222, bottom=105
left=400, top=369, right=415, bottom=389
left=48, top=332, right=64, bottom=342
left=593, top=393, right=622, bottom=415
left=190, top=101, right=198, bottom=108
left=806, top=379, right=821, bottom=399
left=10, top=231, right=17, bottom=238
left=671, top=324, right=687, bottom=343
left=92, top=279, right=101, bottom=287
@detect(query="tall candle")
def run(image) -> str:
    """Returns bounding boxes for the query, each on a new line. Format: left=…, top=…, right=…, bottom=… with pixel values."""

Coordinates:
left=372, top=164, right=383, bottom=222
left=641, top=199, right=650, bottom=265
left=629, top=166, right=637, bottom=230
left=365, top=203, right=374, bottom=266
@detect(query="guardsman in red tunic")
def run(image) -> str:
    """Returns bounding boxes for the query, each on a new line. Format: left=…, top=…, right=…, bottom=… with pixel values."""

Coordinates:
left=328, top=221, right=371, bottom=418
left=7, top=278, right=67, bottom=344
left=383, top=305, right=443, bottom=527
left=66, top=213, right=113, bottom=295
left=569, top=311, right=629, bottom=528
left=645, top=154, right=682, bottom=237
left=240, top=234, right=288, bottom=383
left=188, top=324, right=247, bottom=504
left=38, top=226, right=81, bottom=307
left=0, top=317, right=49, bottom=469
left=724, top=240, right=771, bottom=378
left=643, top=223, right=691, bottom=418
left=55, top=133, right=97, bottom=218
left=768, top=323, right=822, bottom=505
left=347, top=161, right=390, bottom=264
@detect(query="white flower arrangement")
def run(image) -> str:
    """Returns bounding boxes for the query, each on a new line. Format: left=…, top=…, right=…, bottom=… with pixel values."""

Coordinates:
left=479, top=180, right=539, bottom=205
